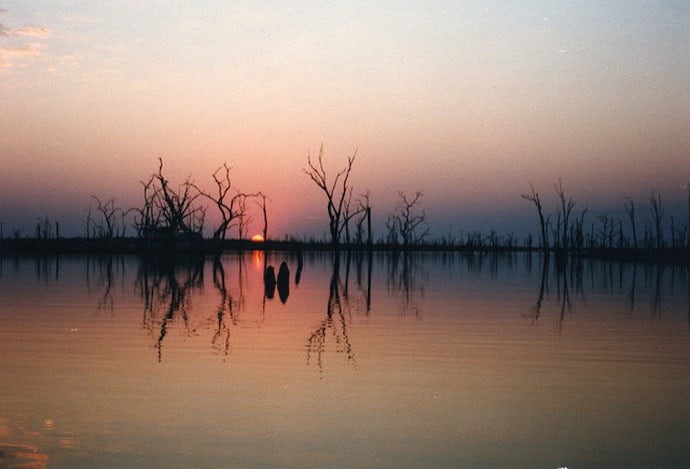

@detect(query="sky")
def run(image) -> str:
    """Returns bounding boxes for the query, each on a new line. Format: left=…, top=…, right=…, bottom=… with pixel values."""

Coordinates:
left=1, top=1, right=689, bottom=241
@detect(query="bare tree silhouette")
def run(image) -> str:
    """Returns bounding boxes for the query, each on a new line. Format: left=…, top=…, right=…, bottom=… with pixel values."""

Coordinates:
left=35, top=216, right=54, bottom=240
left=353, top=190, right=373, bottom=246
left=624, top=196, right=637, bottom=249
left=554, top=179, right=575, bottom=252
left=193, top=162, right=261, bottom=245
left=153, top=158, right=205, bottom=238
left=132, top=175, right=160, bottom=238
left=132, top=158, right=205, bottom=248
left=386, top=191, right=429, bottom=248
left=521, top=183, right=549, bottom=252
left=303, top=144, right=357, bottom=249
left=596, top=212, right=615, bottom=249
left=649, top=190, right=665, bottom=249
left=571, top=207, right=588, bottom=252
left=81, top=204, right=95, bottom=239
left=92, top=195, right=123, bottom=238
left=257, top=193, right=269, bottom=242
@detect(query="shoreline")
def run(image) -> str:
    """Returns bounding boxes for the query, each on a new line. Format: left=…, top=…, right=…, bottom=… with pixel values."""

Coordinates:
left=0, top=237, right=688, bottom=264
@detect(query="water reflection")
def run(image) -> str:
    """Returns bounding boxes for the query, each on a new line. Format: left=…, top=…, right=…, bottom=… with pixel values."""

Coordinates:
left=34, top=255, right=60, bottom=283
left=0, top=417, right=62, bottom=469
left=87, top=255, right=121, bottom=315
left=0, top=443, right=48, bottom=469
left=211, top=259, right=232, bottom=358
left=263, top=264, right=276, bottom=299
left=277, top=261, right=290, bottom=303
left=2, top=251, right=690, bottom=466
left=306, top=253, right=355, bottom=373
left=1, top=251, right=688, bottom=363
left=386, top=252, right=425, bottom=315
left=523, top=254, right=690, bottom=331
left=135, top=254, right=205, bottom=362
left=527, top=253, right=549, bottom=322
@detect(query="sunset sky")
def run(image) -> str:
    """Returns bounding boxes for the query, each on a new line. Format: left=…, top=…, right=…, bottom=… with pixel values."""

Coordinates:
left=1, top=1, right=689, bottom=240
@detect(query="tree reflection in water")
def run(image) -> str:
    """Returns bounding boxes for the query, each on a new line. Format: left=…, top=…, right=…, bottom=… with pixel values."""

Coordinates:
left=34, top=255, right=59, bottom=284
left=96, top=257, right=114, bottom=314
left=307, top=253, right=356, bottom=373
left=211, top=259, right=232, bottom=358
left=555, top=256, right=572, bottom=331
left=525, top=254, right=690, bottom=332
left=527, top=253, right=549, bottom=323
left=209, top=255, right=250, bottom=360
left=83, top=254, right=128, bottom=317
left=55, top=250, right=688, bottom=362
left=386, top=252, right=425, bottom=316
left=135, top=254, right=204, bottom=362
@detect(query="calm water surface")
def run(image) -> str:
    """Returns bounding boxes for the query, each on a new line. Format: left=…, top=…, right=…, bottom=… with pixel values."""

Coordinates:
left=1, top=251, right=689, bottom=468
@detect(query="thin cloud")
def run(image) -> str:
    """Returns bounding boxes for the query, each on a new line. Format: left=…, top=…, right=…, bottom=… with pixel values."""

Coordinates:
left=0, top=13, right=51, bottom=71
left=0, top=43, right=43, bottom=58
left=12, top=26, right=51, bottom=38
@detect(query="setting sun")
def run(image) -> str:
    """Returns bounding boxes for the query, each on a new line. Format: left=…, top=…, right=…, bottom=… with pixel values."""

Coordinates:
left=251, top=234, right=265, bottom=242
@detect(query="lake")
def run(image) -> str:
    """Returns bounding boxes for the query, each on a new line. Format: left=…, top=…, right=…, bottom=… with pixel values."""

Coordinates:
left=1, top=251, right=689, bottom=468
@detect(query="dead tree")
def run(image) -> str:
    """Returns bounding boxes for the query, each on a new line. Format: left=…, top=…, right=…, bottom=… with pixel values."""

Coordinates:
left=154, top=158, right=205, bottom=237
left=35, top=216, right=53, bottom=239
left=554, top=179, right=575, bottom=252
left=92, top=195, right=119, bottom=238
left=257, top=193, right=269, bottom=242
left=195, top=163, right=242, bottom=241
left=649, top=190, right=664, bottom=249
left=521, top=183, right=549, bottom=252
left=193, top=162, right=261, bottom=245
left=342, top=188, right=369, bottom=246
left=342, top=188, right=355, bottom=245
left=354, top=190, right=372, bottom=246
left=82, top=204, right=94, bottom=239
left=571, top=207, right=587, bottom=252
left=386, top=191, right=430, bottom=248
left=236, top=195, right=253, bottom=240
left=597, top=212, right=614, bottom=249
left=132, top=158, right=205, bottom=244
left=304, top=144, right=357, bottom=249
left=132, top=175, right=161, bottom=238
left=624, top=197, right=637, bottom=249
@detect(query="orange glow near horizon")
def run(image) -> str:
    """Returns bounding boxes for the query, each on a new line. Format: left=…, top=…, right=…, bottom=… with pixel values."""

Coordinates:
left=251, top=234, right=265, bottom=242
left=252, top=250, right=264, bottom=272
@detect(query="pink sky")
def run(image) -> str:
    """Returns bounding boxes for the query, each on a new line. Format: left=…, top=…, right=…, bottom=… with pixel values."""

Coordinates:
left=1, top=2, right=689, bottom=239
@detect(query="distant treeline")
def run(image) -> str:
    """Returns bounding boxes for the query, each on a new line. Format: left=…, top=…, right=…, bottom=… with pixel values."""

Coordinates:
left=0, top=153, right=688, bottom=262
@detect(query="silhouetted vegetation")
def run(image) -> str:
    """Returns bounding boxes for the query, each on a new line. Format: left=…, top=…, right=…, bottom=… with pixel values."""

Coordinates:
left=385, top=190, right=429, bottom=248
left=303, top=144, right=360, bottom=249
left=192, top=162, right=263, bottom=248
left=0, top=155, right=688, bottom=265
left=519, top=180, right=690, bottom=263
left=521, top=183, right=549, bottom=252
